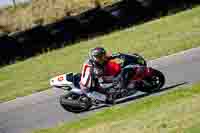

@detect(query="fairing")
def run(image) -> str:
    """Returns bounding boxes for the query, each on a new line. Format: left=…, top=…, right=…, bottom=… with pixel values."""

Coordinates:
left=50, top=74, right=73, bottom=87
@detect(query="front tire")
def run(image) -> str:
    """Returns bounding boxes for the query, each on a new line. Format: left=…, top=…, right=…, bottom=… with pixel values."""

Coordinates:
left=59, top=92, right=92, bottom=113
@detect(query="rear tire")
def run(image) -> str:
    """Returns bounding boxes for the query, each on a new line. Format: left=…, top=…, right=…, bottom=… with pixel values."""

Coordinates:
left=59, top=92, right=92, bottom=113
left=141, top=69, right=165, bottom=93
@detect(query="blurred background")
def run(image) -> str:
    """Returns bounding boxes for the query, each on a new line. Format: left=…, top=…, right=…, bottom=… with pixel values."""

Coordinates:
left=0, top=0, right=31, bottom=7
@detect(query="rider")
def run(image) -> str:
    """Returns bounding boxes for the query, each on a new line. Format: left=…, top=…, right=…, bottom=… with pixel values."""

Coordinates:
left=80, top=47, right=135, bottom=104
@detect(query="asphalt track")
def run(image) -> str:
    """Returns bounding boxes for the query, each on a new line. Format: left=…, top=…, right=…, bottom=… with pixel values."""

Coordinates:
left=1, top=47, right=200, bottom=133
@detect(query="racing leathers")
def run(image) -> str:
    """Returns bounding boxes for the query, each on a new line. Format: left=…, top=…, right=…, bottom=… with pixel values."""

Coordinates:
left=80, top=54, right=122, bottom=102
left=80, top=53, right=140, bottom=102
left=80, top=59, right=119, bottom=89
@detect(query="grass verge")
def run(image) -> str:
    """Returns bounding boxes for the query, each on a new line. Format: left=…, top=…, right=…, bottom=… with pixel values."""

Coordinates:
left=184, top=122, right=200, bottom=133
left=32, top=82, right=200, bottom=133
left=0, top=6, right=200, bottom=102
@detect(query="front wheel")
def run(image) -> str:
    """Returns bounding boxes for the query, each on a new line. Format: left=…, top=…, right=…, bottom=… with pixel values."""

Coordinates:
left=59, top=92, right=92, bottom=113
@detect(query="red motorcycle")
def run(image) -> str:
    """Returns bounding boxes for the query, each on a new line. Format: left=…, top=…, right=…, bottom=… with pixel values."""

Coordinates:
left=50, top=53, right=165, bottom=113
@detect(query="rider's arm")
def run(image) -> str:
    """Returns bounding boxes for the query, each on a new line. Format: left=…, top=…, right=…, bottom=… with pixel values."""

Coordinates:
left=80, top=63, right=93, bottom=90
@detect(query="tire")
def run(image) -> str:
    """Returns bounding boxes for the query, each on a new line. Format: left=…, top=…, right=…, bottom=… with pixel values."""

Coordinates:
left=59, top=92, right=92, bottom=113
left=141, top=69, right=165, bottom=93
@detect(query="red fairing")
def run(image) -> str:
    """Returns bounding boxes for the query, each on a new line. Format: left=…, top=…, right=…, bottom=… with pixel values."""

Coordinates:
left=105, top=60, right=121, bottom=76
left=132, top=67, right=153, bottom=80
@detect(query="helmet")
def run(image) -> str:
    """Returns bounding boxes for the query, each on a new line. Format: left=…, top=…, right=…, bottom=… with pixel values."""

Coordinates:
left=89, top=47, right=107, bottom=65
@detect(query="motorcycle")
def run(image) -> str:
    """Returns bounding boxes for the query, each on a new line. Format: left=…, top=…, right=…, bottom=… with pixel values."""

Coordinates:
left=49, top=53, right=165, bottom=113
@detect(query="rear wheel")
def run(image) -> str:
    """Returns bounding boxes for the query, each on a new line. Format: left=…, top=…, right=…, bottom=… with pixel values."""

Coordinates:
left=141, top=69, right=165, bottom=93
left=59, top=92, right=92, bottom=113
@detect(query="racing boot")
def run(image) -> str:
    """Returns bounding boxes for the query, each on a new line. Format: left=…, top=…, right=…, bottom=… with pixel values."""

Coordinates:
left=105, top=94, right=115, bottom=106
left=105, top=88, right=116, bottom=106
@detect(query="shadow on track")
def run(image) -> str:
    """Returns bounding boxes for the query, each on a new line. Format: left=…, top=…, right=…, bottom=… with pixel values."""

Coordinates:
left=87, top=82, right=188, bottom=112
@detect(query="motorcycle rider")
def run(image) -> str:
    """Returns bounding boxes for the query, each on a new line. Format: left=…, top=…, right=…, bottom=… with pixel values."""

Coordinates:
left=80, top=47, right=137, bottom=104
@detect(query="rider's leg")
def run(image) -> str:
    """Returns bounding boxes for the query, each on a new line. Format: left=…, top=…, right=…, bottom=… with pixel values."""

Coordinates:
left=113, top=65, right=136, bottom=90
left=80, top=83, right=114, bottom=104
left=97, top=86, right=115, bottom=104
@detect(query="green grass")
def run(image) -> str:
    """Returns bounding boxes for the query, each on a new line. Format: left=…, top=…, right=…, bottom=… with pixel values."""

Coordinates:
left=184, top=123, right=200, bottom=133
left=0, top=6, right=200, bottom=102
left=32, top=82, right=200, bottom=133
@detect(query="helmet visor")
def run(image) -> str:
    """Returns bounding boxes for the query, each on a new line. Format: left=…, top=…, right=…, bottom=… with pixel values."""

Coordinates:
left=93, top=54, right=106, bottom=65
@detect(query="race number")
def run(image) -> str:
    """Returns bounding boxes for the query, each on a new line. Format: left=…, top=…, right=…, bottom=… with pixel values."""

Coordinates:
left=58, top=76, right=64, bottom=81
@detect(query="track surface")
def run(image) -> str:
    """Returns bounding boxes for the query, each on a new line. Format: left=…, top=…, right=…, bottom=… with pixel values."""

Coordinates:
left=1, top=47, right=200, bottom=133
